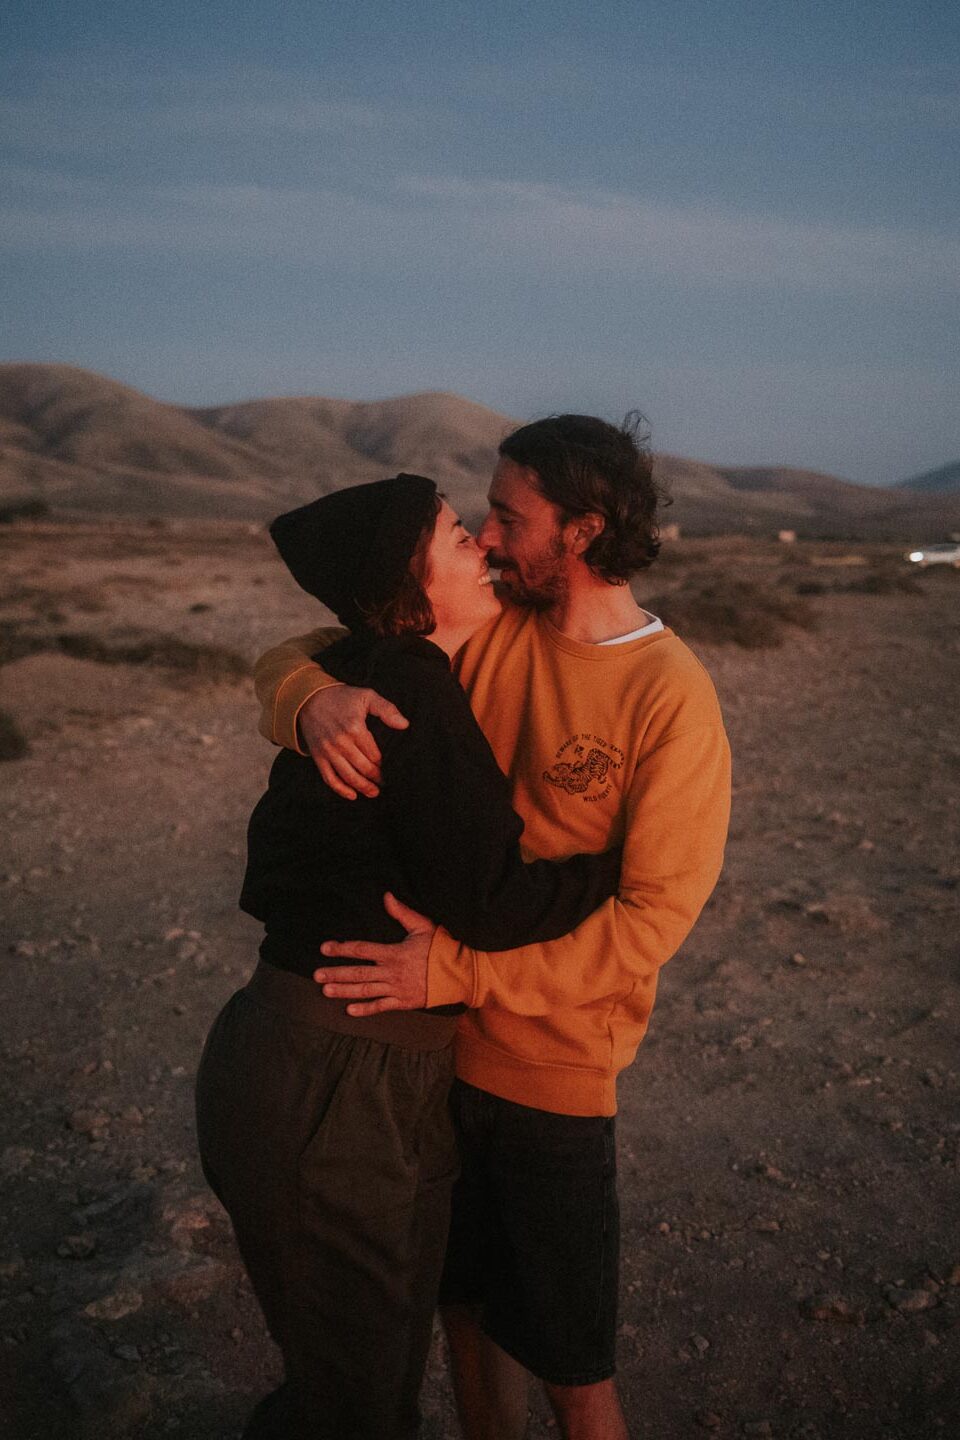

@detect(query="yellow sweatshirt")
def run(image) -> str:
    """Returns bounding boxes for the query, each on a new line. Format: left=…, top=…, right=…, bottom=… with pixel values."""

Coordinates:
left=255, top=604, right=731, bottom=1116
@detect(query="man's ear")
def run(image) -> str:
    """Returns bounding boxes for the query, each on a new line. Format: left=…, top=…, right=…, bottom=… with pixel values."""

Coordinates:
left=566, top=512, right=605, bottom=556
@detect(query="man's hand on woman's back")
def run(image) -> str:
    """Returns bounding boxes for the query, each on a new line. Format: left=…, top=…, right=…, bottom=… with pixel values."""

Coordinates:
left=298, top=685, right=409, bottom=800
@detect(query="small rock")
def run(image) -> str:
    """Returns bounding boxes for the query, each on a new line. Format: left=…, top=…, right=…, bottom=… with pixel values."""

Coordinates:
left=114, top=1344, right=141, bottom=1362
left=690, top=1333, right=710, bottom=1356
left=162, top=1195, right=216, bottom=1250
left=84, top=1288, right=143, bottom=1321
left=114, top=1106, right=144, bottom=1132
left=758, top=1163, right=795, bottom=1189
left=1, top=1146, right=35, bottom=1176
left=947, top=1264, right=960, bottom=1287
left=802, top=1294, right=864, bottom=1325
left=154, top=1255, right=228, bottom=1310
left=57, top=1233, right=97, bottom=1259
left=884, top=1286, right=935, bottom=1314
left=68, top=1108, right=111, bottom=1136
left=789, top=952, right=807, bottom=967
left=754, top=1218, right=781, bottom=1233
left=76, top=1184, right=146, bottom=1223
left=696, top=1414, right=722, bottom=1431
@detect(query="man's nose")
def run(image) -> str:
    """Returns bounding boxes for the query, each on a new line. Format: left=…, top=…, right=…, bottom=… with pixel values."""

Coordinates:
left=476, top=514, right=496, bottom=552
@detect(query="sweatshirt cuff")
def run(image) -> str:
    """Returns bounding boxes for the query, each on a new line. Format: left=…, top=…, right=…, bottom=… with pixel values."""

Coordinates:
left=271, top=666, right=343, bottom=755
left=426, top=926, right=476, bottom=1007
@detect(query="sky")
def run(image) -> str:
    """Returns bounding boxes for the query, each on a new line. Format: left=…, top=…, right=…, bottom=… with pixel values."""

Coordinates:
left=2, top=1, right=958, bottom=485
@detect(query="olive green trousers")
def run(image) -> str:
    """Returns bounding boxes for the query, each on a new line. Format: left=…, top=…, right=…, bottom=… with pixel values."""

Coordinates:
left=195, top=965, right=458, bottom=1439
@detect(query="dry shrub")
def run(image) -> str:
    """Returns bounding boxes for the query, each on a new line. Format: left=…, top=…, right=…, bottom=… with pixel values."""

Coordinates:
left=0, top=709, right=29, bottom=761
left=0, top=499, right=49, bottom=524
left=649, top=580, right=815, bottom=649
left=0, top=622, right=40, bottom=666
left=840, top=570, right=923, bottom=596
left=0, top=622, right=248, bottom=681
left=56, top=632, right=249, bottom=679
left=790, top=569, right=922, bottom=597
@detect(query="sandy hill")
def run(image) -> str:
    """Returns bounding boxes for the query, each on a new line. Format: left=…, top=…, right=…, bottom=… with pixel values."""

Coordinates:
left=894, top=460, right=960, bottom=494
left=2, top=363, right=959, bottom=540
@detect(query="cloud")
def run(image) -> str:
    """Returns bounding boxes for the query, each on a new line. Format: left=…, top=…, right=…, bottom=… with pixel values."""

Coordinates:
left=2, top=165, right=957, bottom=299
left=398, top=177, right=960, bottom=291
left=0, top=58, right=394, bottom=156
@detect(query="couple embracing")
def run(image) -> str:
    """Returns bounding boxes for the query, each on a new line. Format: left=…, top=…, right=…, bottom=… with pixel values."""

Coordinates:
left=196, top=413, right=731, bottom=1439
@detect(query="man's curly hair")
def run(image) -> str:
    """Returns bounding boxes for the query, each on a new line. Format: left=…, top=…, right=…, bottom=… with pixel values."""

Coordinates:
left=498, top=411, right=669, bottom=582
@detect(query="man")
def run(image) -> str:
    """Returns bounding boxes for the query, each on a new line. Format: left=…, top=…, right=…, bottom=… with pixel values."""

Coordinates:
left=254, top=414, right=731, bottom=1440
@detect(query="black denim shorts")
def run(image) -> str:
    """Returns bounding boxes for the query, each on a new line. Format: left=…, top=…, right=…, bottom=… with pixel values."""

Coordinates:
left=439, top=1079, right=619, bottom=1387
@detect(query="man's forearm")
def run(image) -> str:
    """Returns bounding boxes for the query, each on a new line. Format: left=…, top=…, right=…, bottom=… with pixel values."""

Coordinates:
left=425, top=721, right=731, bottom=1014
left=254, top=627, right=347, bottom=749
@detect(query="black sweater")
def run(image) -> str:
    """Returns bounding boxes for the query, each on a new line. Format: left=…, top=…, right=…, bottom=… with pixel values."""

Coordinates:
left=240, top=632, right=621, bottom=983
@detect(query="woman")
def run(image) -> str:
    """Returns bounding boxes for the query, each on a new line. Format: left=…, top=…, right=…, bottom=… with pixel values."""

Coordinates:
left=195, top=474, right=620, bottom=1440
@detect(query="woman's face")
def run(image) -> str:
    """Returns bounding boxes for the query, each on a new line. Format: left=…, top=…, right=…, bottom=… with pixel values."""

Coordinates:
left=423, top=500, right=501, bottom=633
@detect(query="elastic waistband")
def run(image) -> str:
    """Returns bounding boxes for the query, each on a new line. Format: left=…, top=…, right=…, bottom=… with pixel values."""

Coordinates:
left=245, top=960, right=458, bottom=1052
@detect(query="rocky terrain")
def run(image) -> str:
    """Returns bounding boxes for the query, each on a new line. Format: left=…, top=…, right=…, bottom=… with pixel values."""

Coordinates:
left=1, top=519, right=958, bottom=1439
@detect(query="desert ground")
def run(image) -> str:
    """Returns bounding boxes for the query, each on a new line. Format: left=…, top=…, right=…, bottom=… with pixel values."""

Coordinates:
left=1, top=519, right=958, bottom=1439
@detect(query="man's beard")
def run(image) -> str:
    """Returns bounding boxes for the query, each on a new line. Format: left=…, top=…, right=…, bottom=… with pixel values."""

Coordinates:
left=490, top=535, right=568, bottom=611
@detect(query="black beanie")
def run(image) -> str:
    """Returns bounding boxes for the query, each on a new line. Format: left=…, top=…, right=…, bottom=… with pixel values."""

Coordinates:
left=269, top=473, right=439, bottom=629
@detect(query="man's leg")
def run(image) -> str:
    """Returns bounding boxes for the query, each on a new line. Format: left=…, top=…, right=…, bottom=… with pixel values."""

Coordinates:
left=442, top=1302, right=530, bottom=1440
left=543, top=1377, right=630, bottom=1440
left=439, top=1083, right=626, bottom=1440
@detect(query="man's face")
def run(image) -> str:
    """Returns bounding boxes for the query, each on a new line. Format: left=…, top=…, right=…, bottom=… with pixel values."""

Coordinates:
left=477, top=458, right=570, bottom=610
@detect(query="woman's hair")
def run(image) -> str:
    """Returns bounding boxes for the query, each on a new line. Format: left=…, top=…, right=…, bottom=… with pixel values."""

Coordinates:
left=362, top=492, right=442, bottom=636
left=498, top=411, right=669, bottom=581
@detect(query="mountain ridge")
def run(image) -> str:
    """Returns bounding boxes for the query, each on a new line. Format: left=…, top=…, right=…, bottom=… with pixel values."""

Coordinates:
left=894, top=460, right=960, bottom=494
left=2, top=363, right=958, bottom=539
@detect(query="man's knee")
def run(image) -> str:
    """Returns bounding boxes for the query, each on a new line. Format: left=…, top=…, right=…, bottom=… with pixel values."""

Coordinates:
left=544, top=1374, right=628, bottom=1438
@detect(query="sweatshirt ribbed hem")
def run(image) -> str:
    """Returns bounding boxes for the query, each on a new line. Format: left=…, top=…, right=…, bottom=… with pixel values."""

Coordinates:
left=454, top=1032, right=617, bottom=1118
